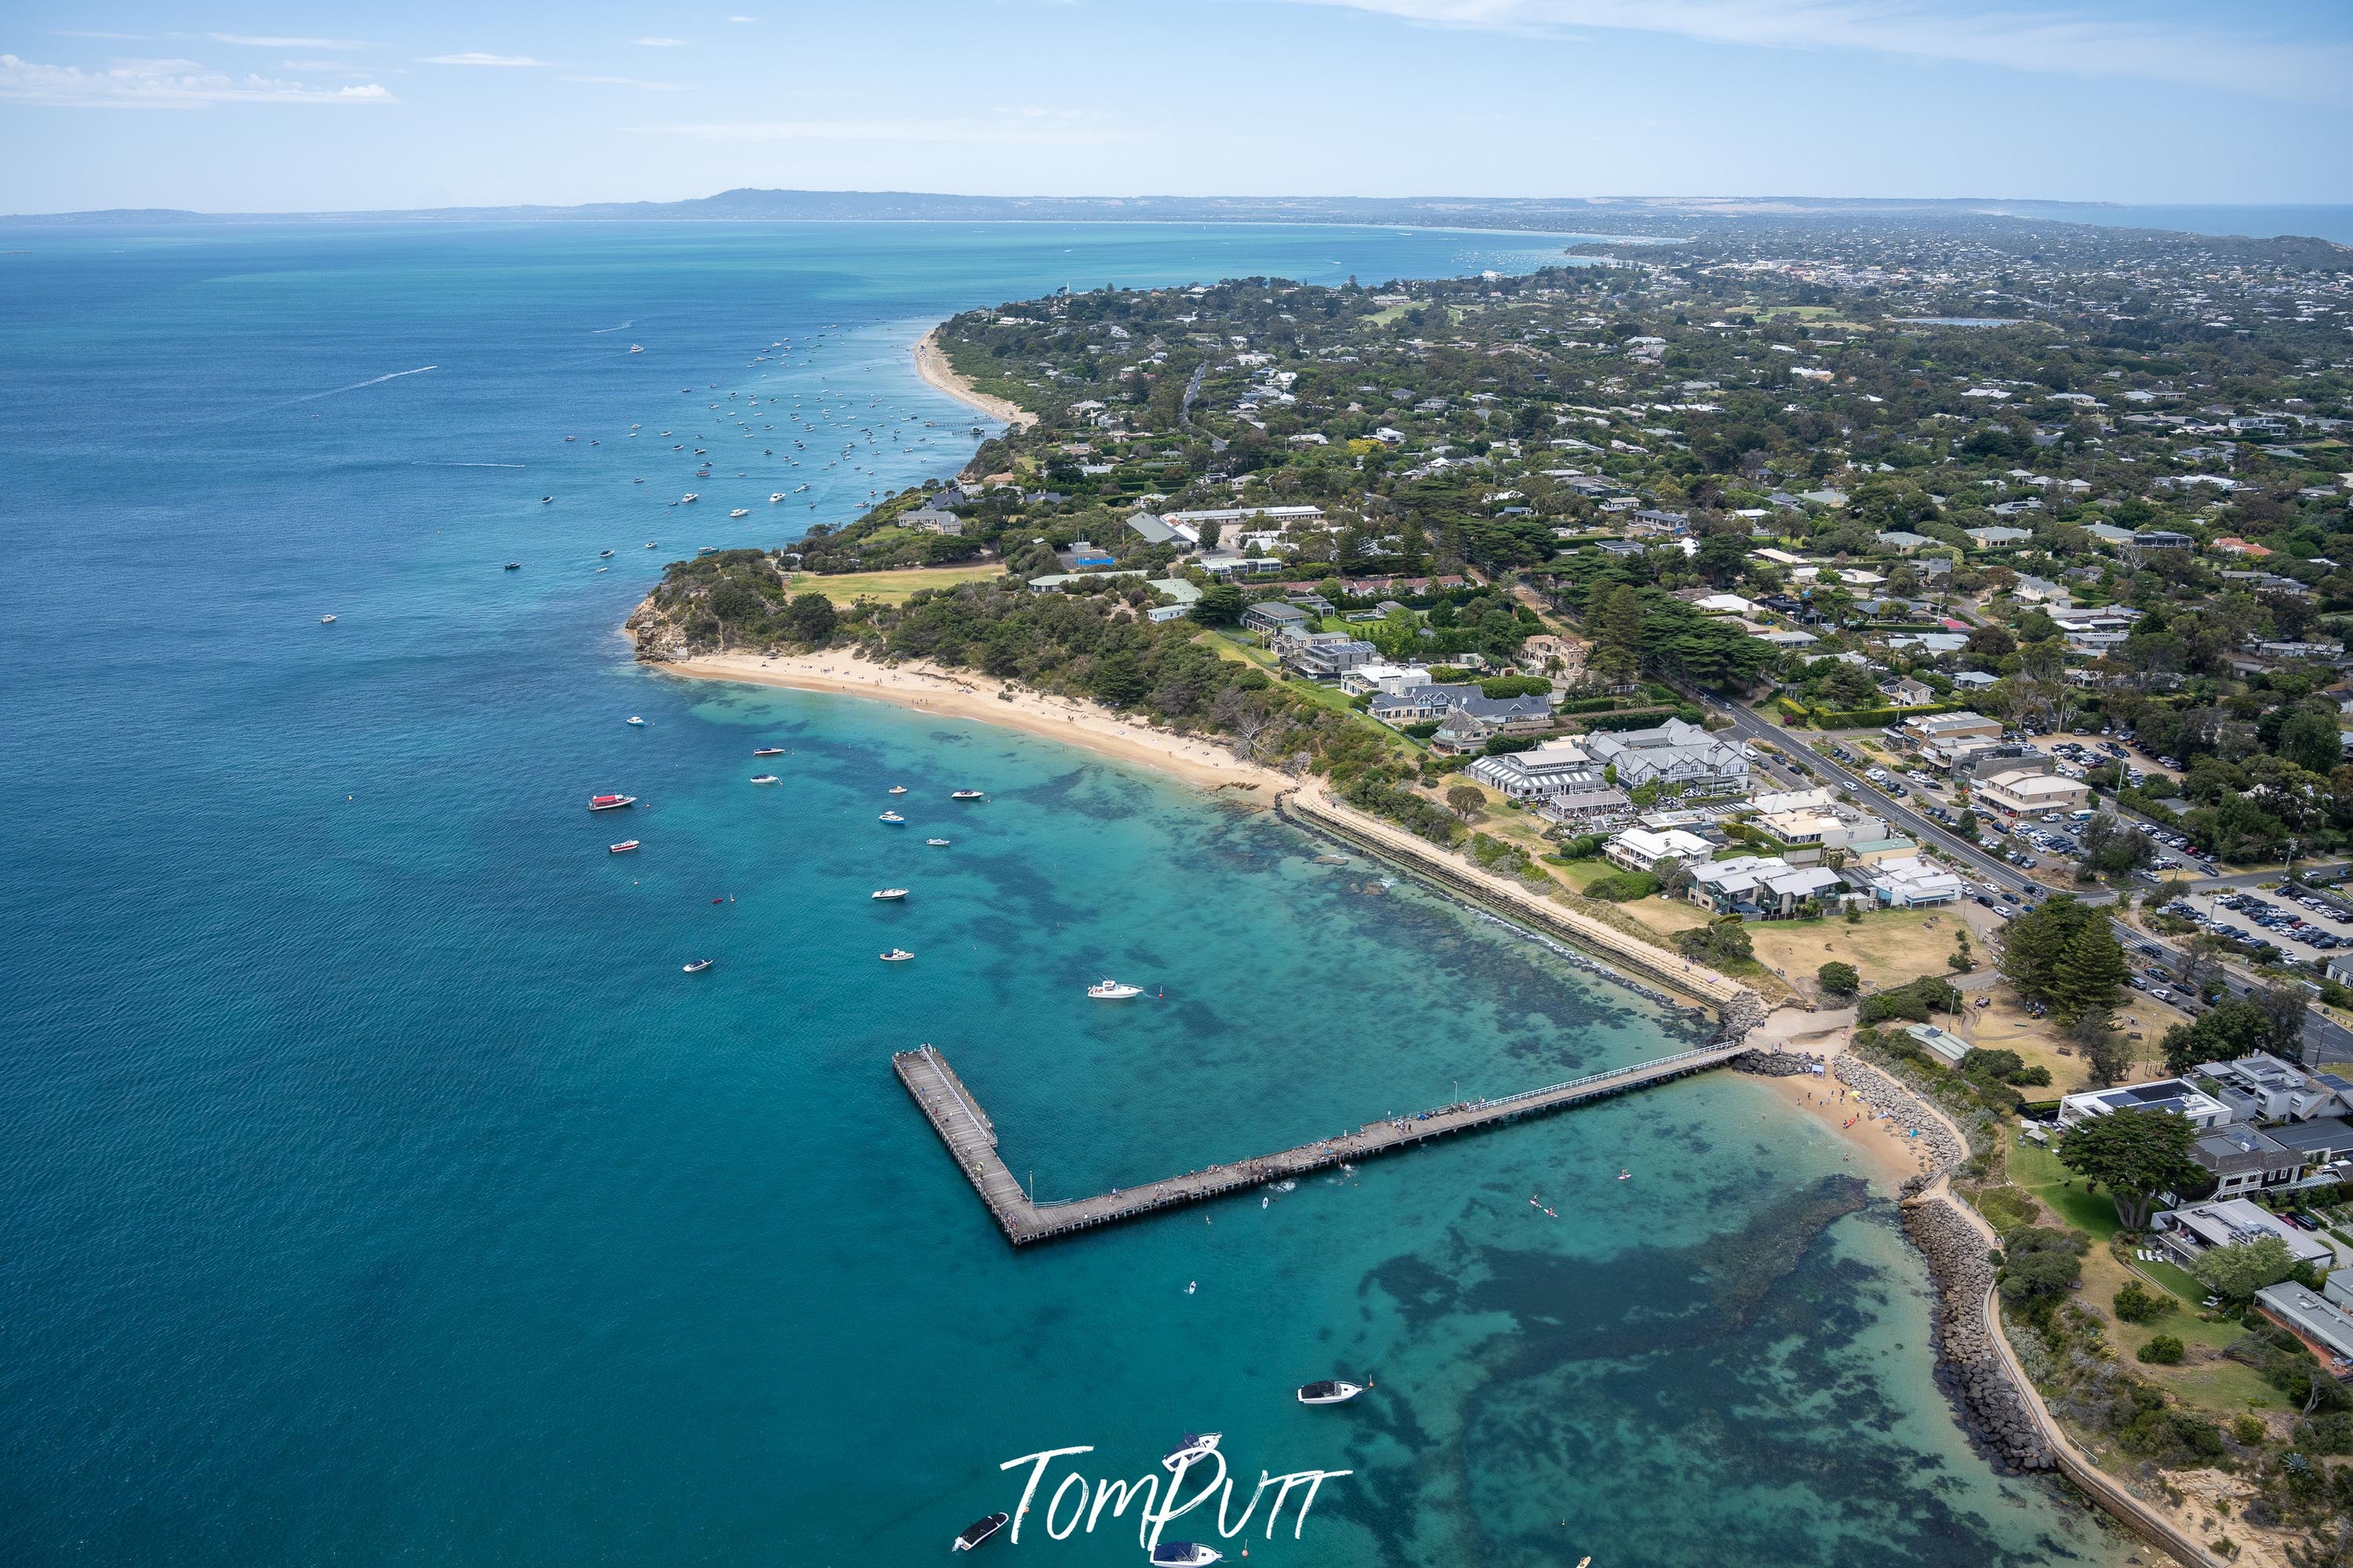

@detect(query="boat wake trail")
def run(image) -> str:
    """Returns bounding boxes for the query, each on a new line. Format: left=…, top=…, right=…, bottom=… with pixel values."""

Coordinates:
left=589, top=322, right=634, bottom=334
left=242, top=366, right=439, bottom=417
left=412, top=461, right=526, bottom=468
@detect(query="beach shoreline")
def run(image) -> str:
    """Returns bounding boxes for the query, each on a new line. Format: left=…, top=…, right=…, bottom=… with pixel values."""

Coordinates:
left=660, top=647, right=1284, bottom=791
left=913, top=329, right=1036, bottom=429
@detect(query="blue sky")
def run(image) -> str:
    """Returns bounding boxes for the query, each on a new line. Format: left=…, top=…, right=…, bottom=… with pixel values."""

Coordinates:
left=2, top=0, right=2348, bottom=213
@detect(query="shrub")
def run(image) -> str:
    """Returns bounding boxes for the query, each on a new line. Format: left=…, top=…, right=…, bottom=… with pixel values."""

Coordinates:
left=2137, top=1334, right=2186, bottom=1365
left=1997, top=1226, right=2088, bottom=1308
left=2234, top=1413, right=2270, bottom=1446
left=1817, top=960, right=1862, bottom=997
left=1585, top=871, right=1661, bottom=903
left=1857, top=975, right=1964, bottom=1024
left=2112, top=1282, right=2166, bottom=1324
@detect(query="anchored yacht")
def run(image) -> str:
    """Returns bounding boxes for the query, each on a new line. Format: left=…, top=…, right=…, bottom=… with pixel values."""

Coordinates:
left=1149, top=1544, right=1222, bottom=1566
left=1088, top=979, right=1142, bottom=1000
left=1296, top=1380, right=1363, bottom=1405
left=872, top=889, right=909, bottom=900
left=1161, top=1433, right=1220, bottom=1472
left=950, top=1512, right=1008, bottom=1552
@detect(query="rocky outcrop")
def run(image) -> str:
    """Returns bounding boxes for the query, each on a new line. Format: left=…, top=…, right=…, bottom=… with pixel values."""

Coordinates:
left=1903, top=1198, right=2057, bottom=1473
left=1713, top=991, right=1772, bottom=1050
left=625, top=594, right=687, bottom=663
left=1730, top=1047, right=1823, bottom=1077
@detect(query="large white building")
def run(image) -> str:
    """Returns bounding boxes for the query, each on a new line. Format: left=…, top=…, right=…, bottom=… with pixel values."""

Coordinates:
left=1463, top=737, right=1597, bottom=801
left=1860, top=857, right=1963, bottom=908
left=2057, top=1079, right=2232, bottom=1132
left=1603, top=827, right=1714, bottom=874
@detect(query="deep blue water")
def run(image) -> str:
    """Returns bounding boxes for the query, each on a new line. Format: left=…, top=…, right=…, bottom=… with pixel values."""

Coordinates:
left=0, top=223, right=2123, bottom=1566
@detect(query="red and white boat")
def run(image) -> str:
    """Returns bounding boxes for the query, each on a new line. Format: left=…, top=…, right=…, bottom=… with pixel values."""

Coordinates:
left=588, top=794, right=637, bottom=811
left=609, top=840, right=639, bottom=854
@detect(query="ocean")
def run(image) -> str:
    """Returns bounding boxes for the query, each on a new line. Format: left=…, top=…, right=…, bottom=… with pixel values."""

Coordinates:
left=0, top=221, right=2122, bottom=1566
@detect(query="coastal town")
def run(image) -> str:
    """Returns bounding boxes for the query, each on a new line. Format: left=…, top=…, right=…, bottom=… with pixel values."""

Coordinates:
left=626, top=212, right=2353, bottom=1566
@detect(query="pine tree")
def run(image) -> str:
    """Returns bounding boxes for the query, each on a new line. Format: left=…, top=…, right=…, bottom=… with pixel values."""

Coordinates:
left=1594, top=585, right=1647, bottom=660
left=2048, top=922, right=2127, bottom=1026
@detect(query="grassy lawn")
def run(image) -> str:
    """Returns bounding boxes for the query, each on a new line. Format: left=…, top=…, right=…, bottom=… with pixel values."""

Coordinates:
left=785, top=563, right=1005, bottom=606
left=1745, top=907, right=1973, bottom=1001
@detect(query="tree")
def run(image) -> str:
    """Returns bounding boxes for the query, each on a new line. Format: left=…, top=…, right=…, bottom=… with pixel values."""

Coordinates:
left=1996, top=1226, right=2087, bottom=1308
left=2256, top=981, right=2310, bottom=1059
left=2076, top=1010, right=2133, bottom=1087
left=2054, top=1108, right=2205, bottom=1229
left=2188, top=1233, right=2300, bottom=1303
left=2002, top=896, right=2119, bottom=1020
left=2160, top=995, right=2281, bottom=1075
left=2280, top=708, right=2344, bottom=774
left=2112, top=1282, right=2166, bottom=1324
left=781, top=591, right=837, bottom=643
left=1444, top=784, right=1485, bottom=820
left=2136, top=1334, right=2185, bottom=1365
left=1192, top=584, right=1244, bottom=625
left=1817, top=960, right=1861, bottom=998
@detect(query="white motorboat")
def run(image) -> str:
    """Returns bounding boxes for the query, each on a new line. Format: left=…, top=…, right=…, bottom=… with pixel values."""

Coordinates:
left=1149, top=1544, right=1222, bottom=1566
left=1161, top=1432, right=1220, bottom=1472
left=880, top=948, right=913, bottom=962
left=730, top=508, right=749, bottom=518
left=878, top=811, right=905, bottom=824
left=626, top=716, right=646, bottom=726
left=683, top=959, right=712, bottom=974
left=950, top=789, right=986, bottom=801
left=750, top=774, right=780, bottom=785
left=1296, top=1380, right=1364, bottom=1405
left=770, top=493, right=785, bottom=504
left=872, top=888, right=909, bottom=900
left=319, top=614, right=336, bottom=624
left=680, top=493, right=699, bottom=504
left=926, top=838, right=951, bottom=846
left=887, top=785, right=909, bottom=795
left=628, top=344, right=643, bottom=353
left=1088, top=979, right=1142, bottom=1000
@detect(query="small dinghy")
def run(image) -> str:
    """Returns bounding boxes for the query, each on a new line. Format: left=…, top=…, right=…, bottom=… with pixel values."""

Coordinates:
left=950, top=1512, right=1009, bottom=1552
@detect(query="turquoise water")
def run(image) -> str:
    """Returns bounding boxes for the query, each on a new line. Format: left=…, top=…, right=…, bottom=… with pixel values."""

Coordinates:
left=0, top=223, right=2120, bottom=1566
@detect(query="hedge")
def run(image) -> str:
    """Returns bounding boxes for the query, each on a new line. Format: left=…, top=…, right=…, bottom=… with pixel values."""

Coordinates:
left=1553, top=696, right=1620, bottom=715
left=1578, top=705, right=1700, bottom=733
left=1812, top=700, right=1977, bottom=729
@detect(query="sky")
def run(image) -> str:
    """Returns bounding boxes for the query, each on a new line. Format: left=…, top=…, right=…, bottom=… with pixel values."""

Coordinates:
left=2, top=0, right=2348, bottom=214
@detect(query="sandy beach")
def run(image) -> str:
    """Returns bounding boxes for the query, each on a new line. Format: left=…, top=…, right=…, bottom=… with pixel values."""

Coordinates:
left=912, top=329, right=1036, bottom=429
left=1756, top=1057, right=1941, bottom=1193
left=664, top=648, right=1286, bottom=791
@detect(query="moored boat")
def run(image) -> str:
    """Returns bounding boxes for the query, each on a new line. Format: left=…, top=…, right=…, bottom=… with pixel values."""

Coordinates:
left=730, top=508, right=749, bottom=518
left=588, top=794, right=636, bottom=811
left=752, top=747, right=784, bottom=756
left=750, top=774, right=780, bottom=784
left=626, top=716, right=646, bottom=726
left=887, top=785, right=909, bottom=795
left=872, top=888, right=909, bottom=900
left=880, top=948, right=913, bottom=962
left=609, top=840, right=639, bottom=853
left=950, top=789, right=986, bottom=801
left=1149, top=1544, right=1222, bottom=1566
left=1161, top=1432, right=1220, bottom=1472
left=319, top=613, right=336, bottom=624
left=1296, top=1380, right=1363, bottom=1405
left=683, top=959, right=713, bottom=973
left=1088, top=979, right=1142, bottom=1000
left=926, top=837, right=951, bottom=846
left=950, top=1512, right=1008, bottom=1552
left=879, top=811, right=905, bottom=824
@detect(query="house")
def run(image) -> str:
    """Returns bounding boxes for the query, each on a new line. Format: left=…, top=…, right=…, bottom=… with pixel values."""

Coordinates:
left=2193, top=1053, right=2346, bottom=1124
left=1275, top=630, right=1378, bottom=681
left=1692, top=592, right=1760, bottom=617
left=902, top=506, right=963, bottom=536
left=1755, top=806, right=1885, bottom=853
left=2255, top=1285, right=2353, bottom=1367
left=1368, top=682, right=1479, bottom=726
left=1428, top=694, right=1557, bottom=755
left=1467, top=737, right=1601, bottom=800
left=1145, top=577, right=1201, bottom=622
left=1125, top=512, right=1178, bottom=545
left=1976, top=767, right=2092, bottom=824
left=1583, top=719, right=1750, bottom=800
left=1860, top=857, right=1963, bottom=908
left=2058, top=1078, right=2233, bottom=1132
left=2188, top=1125, right=2302, bottom=1199
left=2260, top=1116, right=2353, bottom=1168
left=1754, top=630, right=1819, bottom=649
left=1950, top=671, right=1999, bottom=692
left=1603, top=826, right=1714, bottom=873
left=1689, top=856, right=1845, bottom=917
left=2130, top=529, right=2195, bottom=552
left=2085, top=522, right=2138, bottom=547
left=1026, top=569, right=1149, bottom=594
left=1874, top=530, right=1933, bottom=555
left=1339, top=661, right=1431, bottom=697
left=2012, top=574, right=2071, bottom=606
left=2213, top=536, right=2272, bottom=558
left=1240, top=600, right=1311, bottom=638
left=1878, top=677, right=1936, bottom=708
left=1535, top=785, right=1637, bottom=829
left=2154, top=1198, right=2334, bottom=1270
left=1965, top=526, right=2034, bottom=549
left=1198, top=553, right=1288, bottom=579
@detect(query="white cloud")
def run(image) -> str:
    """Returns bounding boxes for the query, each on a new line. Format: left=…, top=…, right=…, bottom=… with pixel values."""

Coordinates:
left=209, top=34, right=373, bottom=50
left=632, top=37, right=687, bottom=46
left=563, top=75, right=683, bottom=90
left=0, top=53, right=394, bottom=107
left=639, top=113, right=1116, bottom=147
left=729, top=14, right=758, bottom=20
left=1282, top=0, right=2351, bottom=96
left=420, top=53, right=555, bottom=66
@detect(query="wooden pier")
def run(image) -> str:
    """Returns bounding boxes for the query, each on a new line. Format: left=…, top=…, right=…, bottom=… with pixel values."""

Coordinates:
left=893, top=1041, right=1753, bottom=1246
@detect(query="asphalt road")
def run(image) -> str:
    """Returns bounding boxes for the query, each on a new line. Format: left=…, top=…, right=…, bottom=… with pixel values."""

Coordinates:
left=1705, top=691, right=2353, bottom=1064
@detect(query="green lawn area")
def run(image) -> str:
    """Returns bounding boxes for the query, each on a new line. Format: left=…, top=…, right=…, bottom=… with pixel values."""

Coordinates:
left=2140, top=1257, right=2208, bottom=1305
left=2009, top=1138, right=2127, bottom=1242
left=1543, top=857, right=1619, bottom=893
left=785, top=563, right=1005, bottom=606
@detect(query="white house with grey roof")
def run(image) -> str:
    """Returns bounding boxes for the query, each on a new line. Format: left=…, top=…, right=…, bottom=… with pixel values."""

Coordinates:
left=1583, top=719, right=1750, bottom=800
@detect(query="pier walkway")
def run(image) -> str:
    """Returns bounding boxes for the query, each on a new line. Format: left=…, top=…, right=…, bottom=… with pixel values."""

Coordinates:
left=894, top=1040, right=1750, bottom=1246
